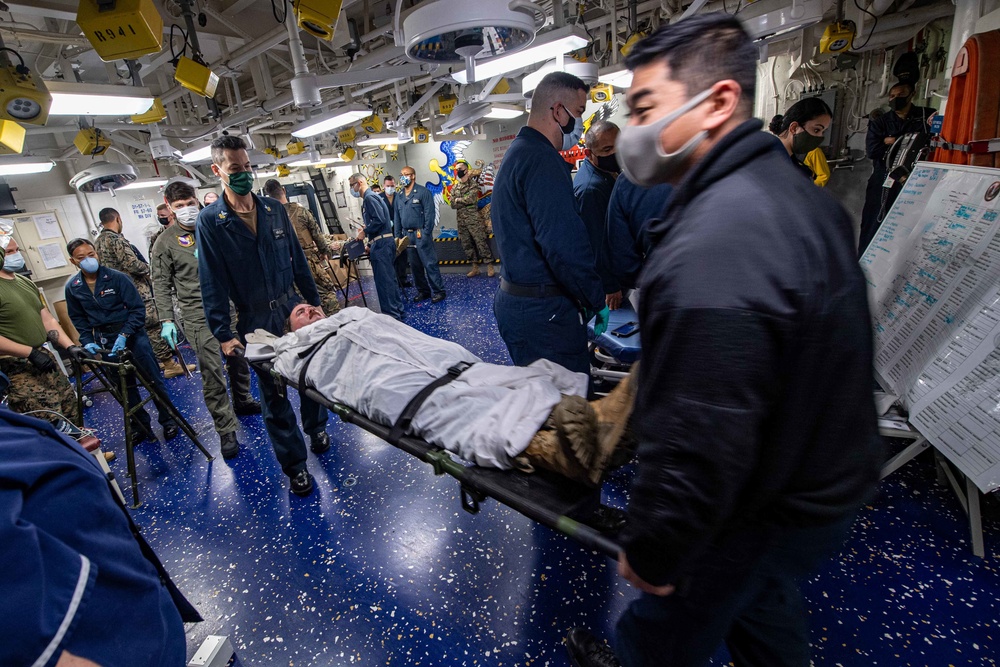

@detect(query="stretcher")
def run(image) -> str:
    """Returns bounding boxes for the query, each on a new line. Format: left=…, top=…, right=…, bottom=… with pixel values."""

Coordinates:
left=588, top=303, right=641, bottom=384
left=250, top=358, right=623, bottom=558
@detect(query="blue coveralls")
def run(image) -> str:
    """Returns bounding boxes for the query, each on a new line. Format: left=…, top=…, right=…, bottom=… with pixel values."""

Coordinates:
left=605, top=176, right=674, bottom=290
left=196, top=194, right=327, bottom=478
left=490, top=126, right=604, bottom=374
left=393, top=182, right=445, bottom=298
left=64, top=266, right=177, bottom=432
left=0, top=409, right=198, bottom=667
left=573, top=158, right=620, bottom=296
left=380, top=190, right=410, bottom=287
left=362, top=188, right=405, bottom=320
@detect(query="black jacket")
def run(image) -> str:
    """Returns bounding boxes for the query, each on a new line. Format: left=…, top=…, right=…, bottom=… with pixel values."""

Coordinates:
left=623, top=120, right=882, bottom=586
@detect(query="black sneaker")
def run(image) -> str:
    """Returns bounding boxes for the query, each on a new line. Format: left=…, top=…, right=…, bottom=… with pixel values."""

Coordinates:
left=431, top=292, right=447, bottom=303
left=413, top=292, right=431, bottom=303
left=219, top=431, right=240, bottom=459
left=163, top=422, right=179, bottom=441
left=290, top=470, right=314, bottom=497
left=309, top=431, right=331, bottom=454
left=234, top=399, right=262, bottom=415
left=128, top=426, right=152, bottom=448
left=565, top=628, right=622, bottom=667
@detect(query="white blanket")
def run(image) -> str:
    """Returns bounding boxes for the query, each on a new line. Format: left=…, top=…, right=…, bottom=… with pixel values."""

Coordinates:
left=267, top=309, right=588, bottom=468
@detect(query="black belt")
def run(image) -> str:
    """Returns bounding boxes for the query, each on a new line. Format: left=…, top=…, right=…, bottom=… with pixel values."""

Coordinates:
left=242, top=288, right=296, bottom=315
left=499, top=278, right=568, bottom=299
left=95, top=323, right=128, bottom=335
left=388, top=362, right=474, bottom=445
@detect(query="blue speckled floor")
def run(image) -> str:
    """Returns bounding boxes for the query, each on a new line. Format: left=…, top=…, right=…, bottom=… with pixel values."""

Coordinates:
left=80, top=273, right=1000, bottom=666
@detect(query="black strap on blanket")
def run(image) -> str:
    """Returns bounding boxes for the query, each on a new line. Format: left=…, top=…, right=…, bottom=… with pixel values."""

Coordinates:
left=296, top=331, right=339, bottom=391
left=387, top=361, right=474, bottom=445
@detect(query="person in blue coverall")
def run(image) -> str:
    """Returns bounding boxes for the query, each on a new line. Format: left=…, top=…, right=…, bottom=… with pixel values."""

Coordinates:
left=64, top=238, right=179, bottom=446
left=394, top=165, right=446, bottom=303
left=196, top=135, right=329, bottom=497
left=380, top=174, right=411, bottom=288
left=574, top=119, right=623, bottom=309
left=604, top=176, right=674, bottom=292
left=0, top=408, right=200, bottom=667
left=491, top=71, right=610, bottom=374
left=350, top=173, right=404, bottom=320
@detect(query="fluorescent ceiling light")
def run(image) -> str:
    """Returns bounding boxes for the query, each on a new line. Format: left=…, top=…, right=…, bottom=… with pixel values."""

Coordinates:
left=451, top=25, right=589, bottom=84
left=522, top=60, right=599, bottom=97
left=357, top=133, right=413, bottom=147
left=255, top=170, right=278, bottom=178
left=291, top=104, right=371, bottom=139
left=47, top=80, right=155, bottom=116
left=0, top=157, right=55, bottom=177
left=485, top=103, right=524, bottom=119
left=117, top=178, right=169, bottom=191
left=598, top=66, right=633, bottom=89
left=180, top=144, right=212, bottom=163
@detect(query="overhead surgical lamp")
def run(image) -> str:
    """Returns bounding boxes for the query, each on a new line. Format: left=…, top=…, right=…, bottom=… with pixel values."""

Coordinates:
left=450, top=25, right=590, bottom=85
left=0, top=156, right=55, bottom=177
left=291, top=104, right=372, bottom=139
left=521, top=59, right=598, bottom=98
left=69, top=161, right=138, bottom=193
left=46, top=80, right=155, bottom=117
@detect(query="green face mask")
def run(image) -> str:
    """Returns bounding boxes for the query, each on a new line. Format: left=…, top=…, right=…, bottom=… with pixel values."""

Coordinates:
left=225, top=170, right=254, bottom=196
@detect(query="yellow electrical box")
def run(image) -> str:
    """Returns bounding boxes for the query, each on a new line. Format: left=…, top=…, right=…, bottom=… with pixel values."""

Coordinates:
left=74, top=128, right=112, bottom=156
left=337, top=127, right=357, bottom=144
left=619, top=32, right=646, bottom=57
left=0, top=65, right=51, bottom=126
left=412, top=125, right=429, bottom=144
left=286, top=139, right=306, bottom=155
left=174, top=56, right=219, bottom=98
left=339, top=147, right=357, bottom=161
left=76, top=0, right=163, bottom=62
left=130, top=97, right=166, bottom=124
left=263, top=147, right=280, bottom=158
left=294, top=0, right=344, bottom=41
left=0, top=120, right=25, bottom=155
left=490, top=78, right=511, bottom=95
left=360, top=114, right=384, bottom=134
left=276, top=165, right=290, bottom=177
left=820, top=22, right=856, bottom=53
left=590, top=83, right=613, bottom=103
left=438, top=94, right=458, bottom=115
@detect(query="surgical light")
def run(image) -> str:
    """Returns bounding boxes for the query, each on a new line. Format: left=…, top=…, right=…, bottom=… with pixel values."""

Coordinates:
left=291, top=104, right=371, bottom=139
left=46, top=80, right=155, bottom=117
left=451, top=25, right=589, bottom=85
left=69, top=161, right=138, bottom=192
left=0, top=156, right=55, bottom=176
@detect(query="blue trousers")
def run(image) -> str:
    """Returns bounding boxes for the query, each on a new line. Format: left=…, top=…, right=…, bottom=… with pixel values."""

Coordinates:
left=406, top=229, right=445, bottom=296
left=369, top=236, right=405, bottom=320
left=493, top=289, right=589, bottom=374
left=254, top=364, right=327, bottom=477
left=615, top=513, right=857, bottom=667
left=99, top=329, right=175, bottom=428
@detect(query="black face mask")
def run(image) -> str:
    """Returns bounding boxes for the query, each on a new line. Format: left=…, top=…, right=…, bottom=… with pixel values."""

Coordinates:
left=456, top=168, right=467, bottom=178
left=596, top=153, right=620, bottom=174
left=157, top=216, right=171, bottom=226
left=557, top=106, right=576, bottom=135
left=889, top=96, right=910, bottom=112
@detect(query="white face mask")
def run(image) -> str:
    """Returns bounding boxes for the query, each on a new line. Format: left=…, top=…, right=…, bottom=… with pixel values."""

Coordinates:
left=174, top=205, right=200, bottom=229
left=384, top=186, right=395, bottom=196
left=616, top=87, right=714, bottom=186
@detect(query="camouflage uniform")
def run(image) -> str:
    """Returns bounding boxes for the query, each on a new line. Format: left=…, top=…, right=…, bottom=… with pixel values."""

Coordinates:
left=450, top=177, right=493, bottom=264
left=94, top=228, right=172, bottom=362
left=285, top=202, right=341, bottom=314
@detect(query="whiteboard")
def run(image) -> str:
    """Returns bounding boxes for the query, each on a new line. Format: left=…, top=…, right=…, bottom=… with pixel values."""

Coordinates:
left=861, top=162, right=1000, bottom=492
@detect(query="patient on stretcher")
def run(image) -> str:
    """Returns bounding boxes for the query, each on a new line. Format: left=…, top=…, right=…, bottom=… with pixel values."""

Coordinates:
left=250, top=305, right=634, bottom=487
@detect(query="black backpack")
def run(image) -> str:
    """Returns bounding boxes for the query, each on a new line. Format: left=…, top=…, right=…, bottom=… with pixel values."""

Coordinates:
left=878, top=132, right=932, bottom=222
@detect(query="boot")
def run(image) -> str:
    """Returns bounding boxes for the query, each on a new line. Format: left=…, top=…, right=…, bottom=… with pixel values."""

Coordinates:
left=588, top=366, right=639, bottom=475
left=466, top=262, right=480, bottom=278
left=162, top=358, right=195, bottom=379
left=520, top=395, right=600, bottom=486
left=486, top=263, right=495, bottom=278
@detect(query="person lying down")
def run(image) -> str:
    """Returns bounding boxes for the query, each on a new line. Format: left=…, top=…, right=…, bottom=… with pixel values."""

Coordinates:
left=247, top=305, right=635, bottom=487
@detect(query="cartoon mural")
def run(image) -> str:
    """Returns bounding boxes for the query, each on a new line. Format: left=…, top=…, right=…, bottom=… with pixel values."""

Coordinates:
left=559, top=96, right=620, bottom=167
left=424, top=140, right=495, bottom=229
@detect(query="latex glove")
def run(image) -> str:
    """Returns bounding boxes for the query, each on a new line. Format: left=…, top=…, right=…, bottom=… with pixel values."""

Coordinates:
left=161, top=321, right=179, bottom=348
left=594, top=306, right=611, bottom=337
left=84, top=343, right=101, bottom=355
left=110, top=334, right=128, bottom=356
left=27, top=347, right=55, bottom=372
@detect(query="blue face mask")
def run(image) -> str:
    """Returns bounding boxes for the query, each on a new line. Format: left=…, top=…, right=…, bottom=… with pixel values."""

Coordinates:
left=2, top=251, right=24, bottom=272
left=399, top=175, right=412, bottom=187
left=562, top=115, right=584, bottom=151
left=80, top=257, right=99, bottom=274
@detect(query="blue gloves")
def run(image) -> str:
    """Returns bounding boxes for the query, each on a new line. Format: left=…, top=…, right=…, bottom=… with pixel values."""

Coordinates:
left=84, top=343, right=101, bottom=355
left=594, top=306, right=611, bottom=337
left=110, top=334, right=128, bottom=356
left=161, top=321, right=179, bottom=348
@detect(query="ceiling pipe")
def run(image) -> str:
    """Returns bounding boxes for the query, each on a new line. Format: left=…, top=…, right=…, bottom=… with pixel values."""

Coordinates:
left=0, top=26, right=91, bottom=46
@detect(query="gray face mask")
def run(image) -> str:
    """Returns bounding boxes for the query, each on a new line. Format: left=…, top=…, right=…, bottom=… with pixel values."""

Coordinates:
left=615, top=88, right=714, bottom=187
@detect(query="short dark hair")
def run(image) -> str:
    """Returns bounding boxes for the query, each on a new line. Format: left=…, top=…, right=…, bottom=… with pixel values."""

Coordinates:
left=625, top=12, right=757, bottom=115
left=164, top=181, right=197, bottom=204
left=263, top=179, right=284, bottom=198
left=769, top=96, right=833, bottom=135
left=530, top=72, right=590, bottom=119
left=98, top=208, right=119, bottom=225
left=210, top=135, right=247, bottom=165
left=383, top=175, right=395, bottom=183
left=890, top=81, right=915, bottom=96
left=67, top=238, right=94, bottom=255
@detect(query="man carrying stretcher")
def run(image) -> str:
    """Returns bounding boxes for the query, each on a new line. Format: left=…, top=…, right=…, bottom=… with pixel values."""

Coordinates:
left=248, top=304, right=635, bottom=487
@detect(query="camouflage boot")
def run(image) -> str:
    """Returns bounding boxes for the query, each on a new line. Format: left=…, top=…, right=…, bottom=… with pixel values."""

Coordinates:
left=466, top=262, right=480, bottom=278
left=520, top=395, right=600, bottom=486
left=588, top=365, right=639, bottom=474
